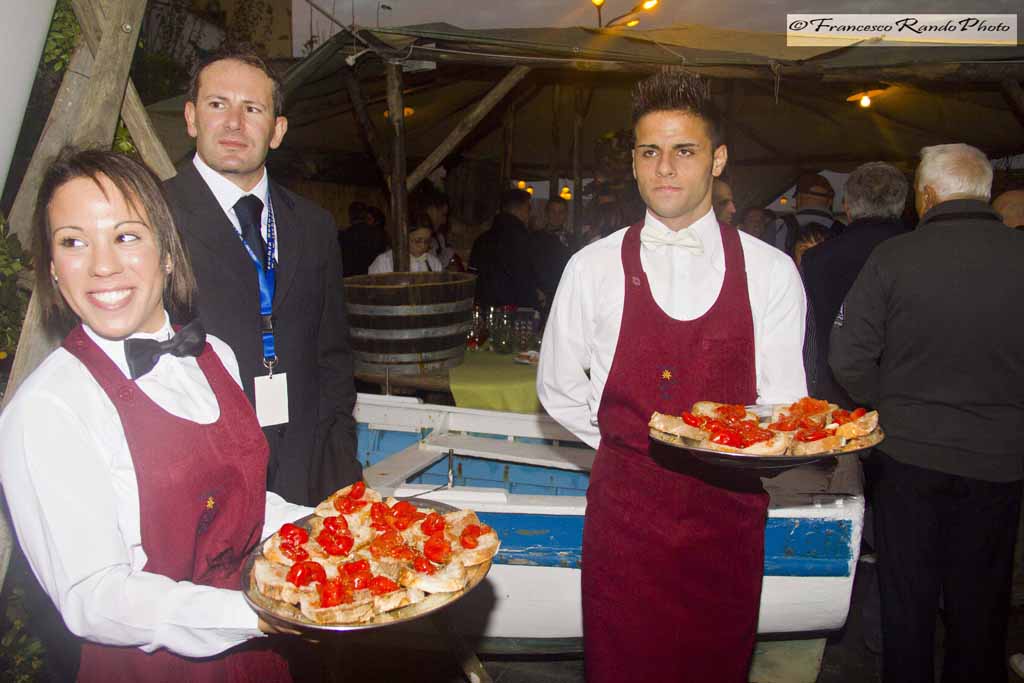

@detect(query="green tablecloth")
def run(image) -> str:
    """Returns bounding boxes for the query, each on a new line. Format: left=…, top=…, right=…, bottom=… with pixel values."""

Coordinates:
left=448, top=350, right=540, bottom=413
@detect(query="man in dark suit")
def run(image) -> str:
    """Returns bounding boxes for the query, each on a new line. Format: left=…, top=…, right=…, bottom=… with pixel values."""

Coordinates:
left=801, top=162, right=907, bottom=406
left=469, top=189, right=539, bottom=309
left=164, top=46, right=361, bottom=506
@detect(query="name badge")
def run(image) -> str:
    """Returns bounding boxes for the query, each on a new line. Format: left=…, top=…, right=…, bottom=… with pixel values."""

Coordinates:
left=254, top=372, right=289, bottom=427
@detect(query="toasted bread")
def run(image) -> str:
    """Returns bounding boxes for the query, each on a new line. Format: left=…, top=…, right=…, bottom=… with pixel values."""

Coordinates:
left=372, top=587, right=425, bottom=614
left=453, top=530, right=501, bottom=567
left=771, top=399, right=839, bottom=428
left=698, top=430, right=792, bottom=456
left=399, top=560, right=468, bottom=594
left=834, top=411, right=879, bottom=439
left=841, top=429, right=884, bottom=452
left=648, top=411, right=708, bottom=441
left=691, top=401, right=759, bottom=423
left=298, top=590, right=375, bottom=624
left=314, top=483, right=383, bottom=518
left=789, top=434, right=845, bottom=456
left=251, top=557, right=317, bottom=605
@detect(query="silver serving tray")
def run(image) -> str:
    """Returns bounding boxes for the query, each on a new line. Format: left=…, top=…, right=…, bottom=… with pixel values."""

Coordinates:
left=649, top=404, right=884, bottom=474
left=242, top=498, right=492, bottom=632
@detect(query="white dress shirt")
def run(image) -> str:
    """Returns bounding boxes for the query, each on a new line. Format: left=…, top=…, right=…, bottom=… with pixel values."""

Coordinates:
left=192, top=154, right=278, bottom=263
left=0, top=314, right=311, bottom=657
left=538, top=209, right=807, bottom=448
left=368, top=250, right=444, bottom=274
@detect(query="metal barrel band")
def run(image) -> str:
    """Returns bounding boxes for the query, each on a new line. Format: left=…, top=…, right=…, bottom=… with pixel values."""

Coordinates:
left=349, top=321, right=473, bottom=340
left=345, top=298, right=475, bottom=317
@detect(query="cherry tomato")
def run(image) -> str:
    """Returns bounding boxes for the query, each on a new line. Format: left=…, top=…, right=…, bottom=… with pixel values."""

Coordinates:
left=852, top=407, right=866, bottom=420
left=343, top=559, right=370, bottom=575
left=370, top=502, right=394, bottom=531
left=348, top=481, right=366, bottom=500
left=795, top=428, right=831, bottom=442
left=460, top=524, right=483, bottom=549
left=369, top=576, right=399, bottom=596
left=710, top=429, right=745, bottom=449
left=424, top=532, right=452, bottom=564
left=714, top=404, right=748, bottom=420
left=413, top=554, right=436, bottom=575
left=682, top=412, right=704, bottom=428
left=391, top=501, right=417, bottom=516
left=323, top=515, right=349, bottom=535
left=286, top=561, right=326, bottom=587
left=279, top=542, right=309, bottom=563
left=317, top=529, right=354, bottom=556
left=278, top=523, right=308, bottom=546
left=421, top=512, right=446, bottom=535
left=334, top=496, right=368, bottom=514
left=318, top=578, right=353, bottom=608
left=351, top=570, right=373, bottom=590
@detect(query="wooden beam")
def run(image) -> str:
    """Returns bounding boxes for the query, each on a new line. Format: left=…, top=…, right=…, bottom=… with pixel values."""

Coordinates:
left=339, top=62, right=391, bottom=187
left=548, top=84, right=561, bottom=195
left=499, top=107, right=515, bottom=190
left=571, top=87, right=587, bottom=239
left=386, top=62, right=409, bottom=272
left=71, top=0, right=146, bottom=149
left=406, top=65, right=530, bottom=192
left=1001, top=80, right=1024, bottom=129
left=73, top=0, right=175, bottom=179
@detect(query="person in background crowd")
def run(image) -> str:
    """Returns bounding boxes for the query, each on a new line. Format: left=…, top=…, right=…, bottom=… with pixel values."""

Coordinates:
left=0, top=148, right=309, bottom=682
left=768, top=173, right=845, bottom=252
left=737, top=206, right=771, bottom=239
left=801, top=162, right=907, bottom=405
left=469, top=189, right=540, bottom=309
left=790, top=222, right=829, bottom=267
left=830, top=143, right=1024, bottom=683
left=340, top=200, right=388, bottom=277
left=412, top=183, right=454, bottom=266
left=164, top=44, right=361, bottom=506
left=538, top=68, right=806, bottom=683
left=368, top=212, right=444, bottom=273
left=993, top=188, right=1024, bottom=228
left=712, top=178, right=737, bottom=224
left=531, top=197, right=573, bottom=310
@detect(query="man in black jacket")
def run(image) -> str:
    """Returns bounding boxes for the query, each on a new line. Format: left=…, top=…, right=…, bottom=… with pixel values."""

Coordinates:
left=470, top=189, right=539, bottom=309
left=801, top=162, right=907, bottom=406
left=165, top=46, right=361, bottom=505
left=830, top=143, right=1024, bottom=683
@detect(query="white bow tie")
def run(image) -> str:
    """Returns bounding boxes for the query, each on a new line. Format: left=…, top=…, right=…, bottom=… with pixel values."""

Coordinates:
left=639, top=225, right=704, bottom=255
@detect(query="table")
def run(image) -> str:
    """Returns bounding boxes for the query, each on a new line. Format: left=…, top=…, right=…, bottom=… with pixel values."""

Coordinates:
left=354, top=349, right=541, bottom=414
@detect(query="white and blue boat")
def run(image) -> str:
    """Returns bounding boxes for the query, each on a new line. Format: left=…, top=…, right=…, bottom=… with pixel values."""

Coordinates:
left=355, top=393, right=864, bottom=648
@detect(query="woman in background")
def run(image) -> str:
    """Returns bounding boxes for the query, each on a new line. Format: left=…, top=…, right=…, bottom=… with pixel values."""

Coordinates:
left=368, top=212, right=444, bottom=273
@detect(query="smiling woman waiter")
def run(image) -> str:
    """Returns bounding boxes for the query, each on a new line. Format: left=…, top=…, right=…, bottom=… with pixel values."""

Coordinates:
left=0, top=149, right=311, bottom=682
left=538, top=70, right=807, bottom=681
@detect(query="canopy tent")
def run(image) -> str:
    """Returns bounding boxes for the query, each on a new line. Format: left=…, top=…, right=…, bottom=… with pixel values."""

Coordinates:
left=147, top=21, right=1024, bottom=211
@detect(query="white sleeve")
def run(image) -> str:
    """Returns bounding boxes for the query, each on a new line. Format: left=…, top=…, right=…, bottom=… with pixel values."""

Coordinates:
left=368, top=252, right=391, bottom=274
left=262, top=493, right=314, bottom=540
left=0, top=391, right=262, bottom=658
left=537, top=255, right=601, bottom=448
left=755, top=254, right=809, bottom=404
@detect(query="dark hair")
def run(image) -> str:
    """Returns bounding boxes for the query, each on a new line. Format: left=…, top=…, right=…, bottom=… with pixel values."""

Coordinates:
left=33, top=148, right=197, bottom=330
left=411, top=183, right=449, bottom=211
left=409, top=211, right=434, bottom=233
left=365, top=206, right=386, bottom=226
left=631, top=68, right=723, bottom=149
left=546, top=196, right=568, bottom=209
left=187, top=44, right=284, bottom=117
left=348, top=200, right=369, bottom=224
left=500, top=189, right=532, bottom=213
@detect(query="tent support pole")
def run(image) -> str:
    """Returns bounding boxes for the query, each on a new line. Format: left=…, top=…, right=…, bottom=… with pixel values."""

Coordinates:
left=406, top=65, right=530, bottom=192
left=500, top=107, right=515, bottom=191
left=549, top=84, right=561, bottom=203
left=570, top=87, right=587, bottom=241
left=340, top=62, right=391, bottom=189
left=386, top=61, right=409, bottom=272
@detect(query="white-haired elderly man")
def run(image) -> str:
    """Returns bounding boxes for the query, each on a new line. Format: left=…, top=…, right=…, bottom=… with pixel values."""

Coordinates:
left=830, top=144, right=1024, bottom=683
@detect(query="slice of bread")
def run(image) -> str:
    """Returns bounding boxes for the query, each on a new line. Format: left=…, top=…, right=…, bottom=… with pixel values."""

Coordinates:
left=251, top=557, right=317, bottom=605
left=789, top=434, right=845, bottom=456
left=298, top=591, right=374, bottom=624
left=841, top=429, right=884, bottom=452
left=648, top=411, right=708, bottom=441
left=314, top=484, right=383, bottom=518
left=834, top=411, right=879, bottom=439
left=691, top=401, right=759, bottom=423
left=399, top=559, right=468, bottom=594
left=454, top=530, right=501, bottom=567
left=698, top=430, right=792, bottom=455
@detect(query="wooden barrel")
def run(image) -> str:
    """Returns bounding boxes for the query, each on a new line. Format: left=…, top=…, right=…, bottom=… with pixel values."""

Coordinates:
left=343, top=272, right=476, bottom=375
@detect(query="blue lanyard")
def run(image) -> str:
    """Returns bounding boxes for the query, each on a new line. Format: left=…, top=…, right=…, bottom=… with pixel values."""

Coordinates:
left=238, top=196, right=278, bottom=373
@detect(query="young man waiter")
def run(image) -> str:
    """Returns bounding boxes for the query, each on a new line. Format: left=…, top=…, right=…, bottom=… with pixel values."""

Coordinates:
left=165, top=46, right=361, bottom=506
left=538, top=69, right=807, bottom=682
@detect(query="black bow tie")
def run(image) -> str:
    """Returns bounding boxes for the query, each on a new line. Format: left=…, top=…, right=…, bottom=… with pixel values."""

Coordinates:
left=124, top=319, right=207, bottom=380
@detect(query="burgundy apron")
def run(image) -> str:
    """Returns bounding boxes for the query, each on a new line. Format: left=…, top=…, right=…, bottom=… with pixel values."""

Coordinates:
left=63, top=325, right=291, bottom=683
left=582, top=223, right=768, bottom=683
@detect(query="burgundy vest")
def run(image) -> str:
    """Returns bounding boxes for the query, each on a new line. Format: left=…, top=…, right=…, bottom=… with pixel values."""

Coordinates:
left=63, top=326, right=290, bottom=683
left=582, top=222, right=768, bottom=683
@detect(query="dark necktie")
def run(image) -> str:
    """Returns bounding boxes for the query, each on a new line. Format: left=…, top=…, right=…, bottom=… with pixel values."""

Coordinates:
left=124, top=319, right=207, bottom=380
left=234, top=194, right=267, bottom=267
